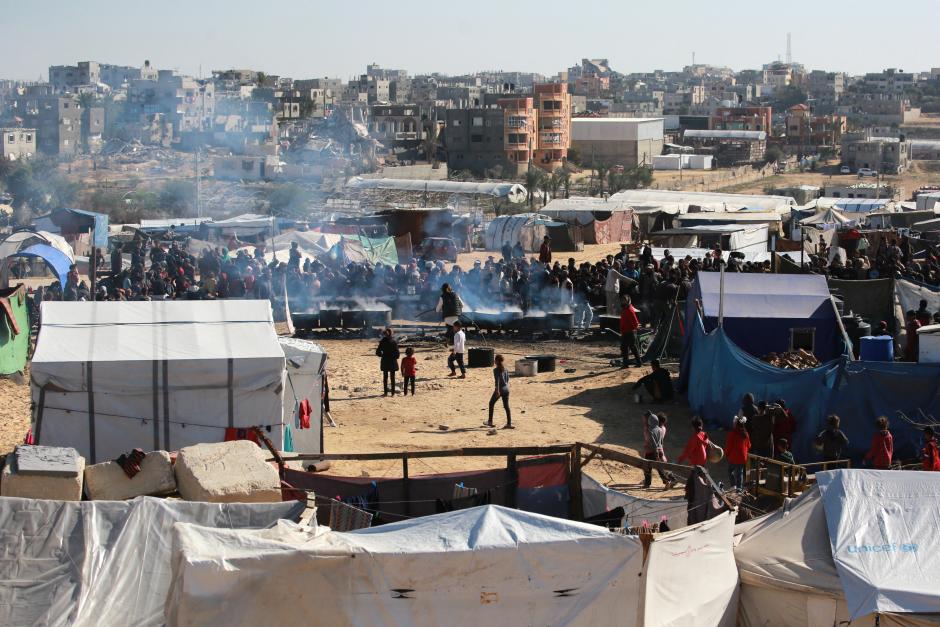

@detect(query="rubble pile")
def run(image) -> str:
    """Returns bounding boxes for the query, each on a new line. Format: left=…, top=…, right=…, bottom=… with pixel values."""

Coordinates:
left=761, top=349, right=821, bottom=370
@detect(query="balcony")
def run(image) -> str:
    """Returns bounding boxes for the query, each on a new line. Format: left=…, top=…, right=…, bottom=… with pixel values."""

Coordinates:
left=540, top=133, right=563, bottom=145
left=507, top=117, right=528, bottom=129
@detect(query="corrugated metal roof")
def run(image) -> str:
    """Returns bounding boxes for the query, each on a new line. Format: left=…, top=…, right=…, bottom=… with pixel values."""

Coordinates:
left=346, top=177, right=527, bottom=202
left=684, top=129, right=767, bottom=140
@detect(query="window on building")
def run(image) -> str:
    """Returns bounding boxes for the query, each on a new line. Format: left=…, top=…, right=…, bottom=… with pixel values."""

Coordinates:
left=242, top=160, right=255, bottom=172
left=790, top=328, right=815, bottom=353
left=452, top=119, right=461, bottom=127
left=7, top=135, right=13, bottom=143
left=471, top=134, right=483, bottom=143
left=26, top=134, right=32, bottom=142
left=472, top=117, right=483, bottom=127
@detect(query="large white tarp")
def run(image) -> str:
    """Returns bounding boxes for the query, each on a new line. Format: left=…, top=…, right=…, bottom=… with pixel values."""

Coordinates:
left=0, top=496, right=304, bottom=627
left=166, top=504, right=739, bottom=626
left=31, top=301, right=286, bottom=462
left=279, top=337, right=326, bottom=455
left=816, top=470, right=940, bottom=619
left=166, top=505, right=646, bottom=626
left=641, top=511, right=739, bottom=627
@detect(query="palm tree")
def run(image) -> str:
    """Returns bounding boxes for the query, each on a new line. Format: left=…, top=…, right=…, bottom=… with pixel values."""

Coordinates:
left=546, top=170, right=564, bottom=203
left=524, top=167, right=545, bottom=209
left=593, top=159, right=611, bottom=196
left=76, top=92, right=96, bottom=154
left=559, top=170, right=572, bottom=198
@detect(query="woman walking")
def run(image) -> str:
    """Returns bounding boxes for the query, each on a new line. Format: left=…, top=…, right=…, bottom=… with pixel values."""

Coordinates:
left=376, top=327, right=400, bottom=397
left=485, top=354, right=513, bottom=429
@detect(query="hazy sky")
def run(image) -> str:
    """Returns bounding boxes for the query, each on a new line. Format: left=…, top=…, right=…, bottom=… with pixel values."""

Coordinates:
left=2, top=0, right=938, bottom=81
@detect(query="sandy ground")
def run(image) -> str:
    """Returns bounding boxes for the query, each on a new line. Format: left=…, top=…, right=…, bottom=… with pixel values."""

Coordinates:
left=0, top=370, right=31, bottom=456
left=318, top=334, right=693, bottom=495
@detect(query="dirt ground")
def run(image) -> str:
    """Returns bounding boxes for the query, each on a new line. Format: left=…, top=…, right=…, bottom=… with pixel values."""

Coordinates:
left=318, top=334, right=693, bottom=495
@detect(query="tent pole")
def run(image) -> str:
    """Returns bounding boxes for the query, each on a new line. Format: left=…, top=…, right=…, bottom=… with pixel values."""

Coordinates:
left=718, top=259, right=725, bottom=328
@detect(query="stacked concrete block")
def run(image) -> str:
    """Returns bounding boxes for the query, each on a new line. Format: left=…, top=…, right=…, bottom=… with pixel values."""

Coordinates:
left=174, top=440, right=281, bottom=503
left=84, top=451, right=177, bottom=500
left=1, top=445, right=85, bottom=501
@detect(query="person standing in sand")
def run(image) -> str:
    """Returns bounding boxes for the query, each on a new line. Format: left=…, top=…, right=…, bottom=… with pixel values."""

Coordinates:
left=485, top=354, right=513, bottom=429
left=376, top=327, right=400, bottom=397
left=447, top=322, right=467, bottom=379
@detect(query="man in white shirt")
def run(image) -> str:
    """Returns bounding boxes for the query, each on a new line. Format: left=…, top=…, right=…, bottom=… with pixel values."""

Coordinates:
left=447, top=321, right=467, bottom=379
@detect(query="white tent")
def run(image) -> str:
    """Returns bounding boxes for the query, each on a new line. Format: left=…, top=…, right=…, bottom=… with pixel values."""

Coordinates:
left=611, top=189, right=796, bottom=214
left=0, top=495, right=304, bottom=627
left=735, top=470, right=940, bottom=626
left=581, top=472, right=689, bottom=528
left=0, top=229, right=75, bottom=262
left=485, top=213, right=560, bottom=253
left=31, top=300, right=287, bottom=463
left=279, top=337, right=326, bottom=456
left=206, top=213, right=275, bottom=238
left=166, top=504, right=739, bottom=626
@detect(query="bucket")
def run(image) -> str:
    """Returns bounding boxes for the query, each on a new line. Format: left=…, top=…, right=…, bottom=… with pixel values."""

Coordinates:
left=467, top=347, right=495, bottom=368
left=515, top=359, right=538, bottom=376
left=525, top=354, right=557, bottom=373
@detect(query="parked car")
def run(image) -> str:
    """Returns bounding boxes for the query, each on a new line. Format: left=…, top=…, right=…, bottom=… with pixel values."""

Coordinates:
left=416, top=237, right=459, bottom=263
left=857, top=168, right=877, bottom=178
left=840, top=165, right=851, bottom=174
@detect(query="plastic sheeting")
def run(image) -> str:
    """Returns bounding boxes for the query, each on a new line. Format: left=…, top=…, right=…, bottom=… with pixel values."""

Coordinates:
left=895, top=277, right=940, bottom=317
left=31, top=300, right=286, bottom=462
left=0, top=496, right=304, bottom=627
left=581, top=473, right=689, bottom=529
left=816, top=470, right=940, bottom=619
left=279, top=337, right=326, bottom=455
left=682, top=317, right=940, bottom=463
left=9, top=244, right=72, bottom=286
left=165, top=504, right=739, bottom=627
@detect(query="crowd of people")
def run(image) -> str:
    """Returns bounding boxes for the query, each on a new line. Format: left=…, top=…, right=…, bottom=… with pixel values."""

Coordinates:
left=803, top=230, right=940, bottom=286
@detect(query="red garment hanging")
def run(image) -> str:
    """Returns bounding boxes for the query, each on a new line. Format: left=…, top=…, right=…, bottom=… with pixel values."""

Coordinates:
left=298, top=398, right=312, bottom=429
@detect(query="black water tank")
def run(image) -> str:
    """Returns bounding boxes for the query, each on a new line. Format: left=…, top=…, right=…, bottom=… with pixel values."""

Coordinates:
left=467, top=347, right=495, bottom=368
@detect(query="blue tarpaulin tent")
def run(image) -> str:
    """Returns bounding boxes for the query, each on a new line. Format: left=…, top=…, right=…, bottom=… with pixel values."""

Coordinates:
left=13, top=244, right=72, bottom=286
left=684, top=272, right=845, bottom=361
left=682, top=316, right=940, bottom=464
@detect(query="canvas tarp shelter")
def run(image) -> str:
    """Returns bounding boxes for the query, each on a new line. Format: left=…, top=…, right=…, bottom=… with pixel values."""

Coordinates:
left=0, top=230, right=74, bottom=262
left=205, top=213, right=275, bottom=238
left=684, top=272, right=843, bottom=361
left=279, top=337, right=326, bottom=456
left=33, top=208, right=109, bottom=248
left=30, top=300, right=286, bottom=463
left=800, top=207, right=855, bottom=228
left=346, top=177, right=528, bottom=203
left=320, top=235, right=399, bottom=267
left=165, top=504, right=738, bottom=626
left=7, top=244, right=72, bottom=286
left=681, top=315, right=940, bottom=463
left=611, top=189, right=796, bottom=213
left=0, top=285, right=28, bottom=375
left=0, top=495, right=304, bottom=627
left=540, top=198, right=635, bottom=245
left=652, top=224, right=769, bottom=258
left=735, top=474, right=940, bottom=626
left=485, top=213, right=562, bottom=253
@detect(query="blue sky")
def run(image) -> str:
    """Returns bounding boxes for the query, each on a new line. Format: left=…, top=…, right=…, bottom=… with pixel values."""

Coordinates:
left=2, top=0, right=938, bottom=80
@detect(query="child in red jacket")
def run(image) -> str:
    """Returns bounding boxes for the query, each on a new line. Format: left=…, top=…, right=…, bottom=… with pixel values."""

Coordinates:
left=400, top=347, right=417, bottom=396
left=923, top=427, right=940, bottom=471
left=678, top=416, right=710, bottom=467
left=724, top=417, right=751, bottom=490
left=864, top=416, right=893, bottom=469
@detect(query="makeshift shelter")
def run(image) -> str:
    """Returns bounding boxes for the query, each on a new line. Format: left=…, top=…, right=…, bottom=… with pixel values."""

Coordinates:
left=0, top=285, right=29, bottom=375
left=677, top=212, right=783, bottom=234
left=205, top=213, right=275, bottom=240
left=540, top=198, right=635, bottom=245
left=33, top=207, right=109, bottom=249
left=166, top=505, right=739, bottom=626
left=30, top=300, right=288, bottom=463
left=735, top=471, right=940, bottom=626
left=279, top=337, right=326, bottom=456
left=0, top=229, right=74, bottom=262
left=685, top=272, right=844, bottom=361
left=0, top=495, right=304, bottom=627
left=682, top=314, right=940, bottom=462
left=485, top=213, right=566, bottom=253
left=611, top=189, right=796, bottom=213
left=346, top=177, right=528, bottom=203
left=4, top=243, right=73, bottom=286
left=320, top=235, right=399, bottom=267
left=799, top=207, right=854, bottom=229
left=650, top=224, right=769, bottom=260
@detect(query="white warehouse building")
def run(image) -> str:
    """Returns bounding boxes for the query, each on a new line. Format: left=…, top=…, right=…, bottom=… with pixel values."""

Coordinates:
left=570, top=117, right=664, bottom=168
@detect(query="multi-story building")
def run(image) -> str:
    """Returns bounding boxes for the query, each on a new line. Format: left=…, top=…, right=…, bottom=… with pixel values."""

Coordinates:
left=837, top=94, right=920, bottom=126
left=714, top=105, right=772, bottom=133
left=533, top=83, right=570, bottom=171
left=1, top=128, right=36, bottom=160
left=843, top=134, right=911, bottom=174
left=370, top=104, right=426, bottom=144
left=126, top=71, right=215, bottom=137
left=15, top=95, right=82, bottom=155
left=806, top=70, right=845, bottom=112
left=444, top=107, right=505, bottom=175
left=498, top=95, right=538, bottom=173
left=860, top=69, right=917, bottom=94
left=570, top=118, right=664, bottom=168
left=785, top=104, right=847, bottom=150
left=49, top=61, right=100, bottom=92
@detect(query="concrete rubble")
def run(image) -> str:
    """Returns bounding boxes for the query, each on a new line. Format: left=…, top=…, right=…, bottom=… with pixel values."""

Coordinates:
left=1, top=445, right=86, bottom=501
left=84, top=450, right=177, bottom=501
left=174, top=440, right=282, bottom=503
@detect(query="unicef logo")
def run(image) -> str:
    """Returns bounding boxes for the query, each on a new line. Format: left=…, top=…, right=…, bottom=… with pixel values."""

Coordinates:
left=847, top=543, right=918, bottom=554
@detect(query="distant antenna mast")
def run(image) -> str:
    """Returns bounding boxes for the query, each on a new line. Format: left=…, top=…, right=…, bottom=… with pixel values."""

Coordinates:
left=786, top=33, right=792, bottom=65
left=692, top=51, right=696, bottom=66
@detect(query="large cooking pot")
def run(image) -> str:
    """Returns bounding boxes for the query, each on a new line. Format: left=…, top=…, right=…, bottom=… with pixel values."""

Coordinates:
left=341, top=310, right=365, bottom=329
left=319, top=308, right=342, bottom=328
left=467, top=347, right=495, bottom=368
left=525, top=354, right=556, bottom=373
left=363, top=309, right=392, bottom=328
left=520, top=313, right=547, bottom=333
left=547, top=312, right=574, bottom=330
left=599, top=315, right=619, bottom=332
left=291, top=311, right=319, bottom=331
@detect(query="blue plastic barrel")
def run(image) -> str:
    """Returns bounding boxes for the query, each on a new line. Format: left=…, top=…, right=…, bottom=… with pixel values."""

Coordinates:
left=859, top=335, right=893, bottom=362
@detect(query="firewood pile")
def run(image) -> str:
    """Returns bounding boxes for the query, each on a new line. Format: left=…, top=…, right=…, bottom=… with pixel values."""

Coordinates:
left=762, top=349, right=820, bottom=369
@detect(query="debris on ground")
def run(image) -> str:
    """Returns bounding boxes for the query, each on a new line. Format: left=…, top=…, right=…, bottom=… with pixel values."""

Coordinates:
left=762, top=349, right=820, bottom=370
